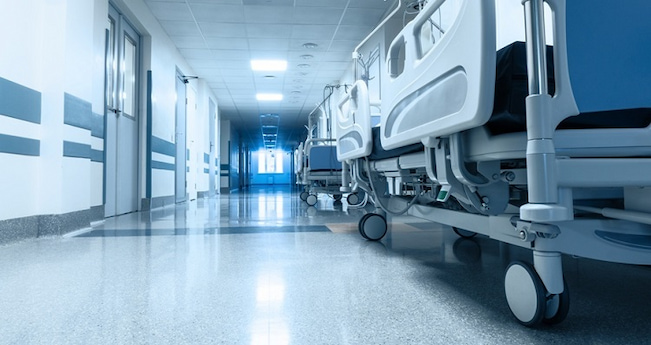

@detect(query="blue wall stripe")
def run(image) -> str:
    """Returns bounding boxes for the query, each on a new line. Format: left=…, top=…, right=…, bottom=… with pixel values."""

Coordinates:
left=91, top=112, right=104, bottom=138
left=91, top=149, right=104, bottom=163
left=151, top=136, right=175, bottom=157
left=204, top=168, right=210, bottom=174
left=204, top=153, right=210, bottom=164
left=0, top=77, right=41, bottom=124
left=63, top=93, right=92, bottom=130
left=0, top=133, right=40, bottom=156
left=151, top=160, right=175, bottom=171
left=63, top=141, right=91, bottom=159
left=146, top=70, right=153, bottom=199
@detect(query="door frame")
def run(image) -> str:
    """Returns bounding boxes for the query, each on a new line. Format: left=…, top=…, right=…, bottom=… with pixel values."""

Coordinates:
left=175, top=69, right=187, bottom=203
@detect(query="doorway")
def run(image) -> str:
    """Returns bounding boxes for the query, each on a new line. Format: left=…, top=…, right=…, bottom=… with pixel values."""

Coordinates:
left=105, top=4, right=140, bottom=217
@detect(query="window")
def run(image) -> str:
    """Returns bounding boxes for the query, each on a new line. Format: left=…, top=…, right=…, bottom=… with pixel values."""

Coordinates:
left=258, top=149, right=283, bottom=174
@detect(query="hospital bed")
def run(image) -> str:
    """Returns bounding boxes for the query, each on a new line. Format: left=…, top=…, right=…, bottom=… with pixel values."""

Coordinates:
left=297, top=137, right=343, bottom=206
left=336, top=0, right=651, bottom=326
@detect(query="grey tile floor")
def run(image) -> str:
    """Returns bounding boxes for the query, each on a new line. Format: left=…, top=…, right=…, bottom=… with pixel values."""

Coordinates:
left=1, top=185, right=650, bottom=344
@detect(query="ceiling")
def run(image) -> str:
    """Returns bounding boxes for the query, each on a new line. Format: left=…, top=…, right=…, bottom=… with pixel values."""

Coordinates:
left=143, top=0, right=399, bottom=150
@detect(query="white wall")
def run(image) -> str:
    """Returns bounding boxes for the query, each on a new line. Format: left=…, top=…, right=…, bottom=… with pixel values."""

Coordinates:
left=0, top=0, right=220, bottom=227
left=0, top=0, right=103, bottom=219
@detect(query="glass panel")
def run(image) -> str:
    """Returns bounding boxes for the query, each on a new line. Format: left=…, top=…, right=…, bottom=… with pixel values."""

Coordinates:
left=122, top=35, right=137, bottom=117
left=107, top=18, right=116, bottom=108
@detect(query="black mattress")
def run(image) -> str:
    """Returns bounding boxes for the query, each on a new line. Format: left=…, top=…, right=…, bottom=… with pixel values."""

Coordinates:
left=369, top=41, right=651, bottom=160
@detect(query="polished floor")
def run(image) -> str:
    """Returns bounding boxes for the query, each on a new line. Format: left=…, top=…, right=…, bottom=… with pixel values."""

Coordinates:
left=1, top=185, right=650, bottom=345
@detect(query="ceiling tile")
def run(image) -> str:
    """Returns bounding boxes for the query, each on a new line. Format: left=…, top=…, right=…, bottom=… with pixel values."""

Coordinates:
left=294, top=0, right=348, bottom=7
left=248, top=38, right=290, bottom=51
left=189, top=4, right=244, bottom=22
left=204, top=37, right=249, bottom=50
left=291, top=25, right=337, bottom=40
left=179, top=48, right=214, bottom=59
left=160, top=20, right=201, bottom=36
left=292, top=7, right=343, bottom=25
left=333, top=25, right=374, bottom=40
left=243, top=5, right=294, bottom=23
left=246, top=24, right=292, bottom=38
left=145, top=2, right=193, bottom=21
left=341, top=8, right=387, bottom=26
left=170, top=35, right=206, bottom=49
left=210, top=49, right=251, bottom=60
left=199, top=22, right=247, bottom=37
left=348, top=0, right=399, bottom=9
left=243, top=0, right=293, bottom=5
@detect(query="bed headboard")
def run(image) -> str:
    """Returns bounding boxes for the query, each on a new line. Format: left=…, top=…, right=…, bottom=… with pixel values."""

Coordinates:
left=381, top=0, right=496, bottom=149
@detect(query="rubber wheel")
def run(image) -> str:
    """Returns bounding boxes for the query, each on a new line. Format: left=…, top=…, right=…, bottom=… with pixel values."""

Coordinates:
left=357, top=214, right=372, bottom=240
left=359, top=213, right=387, bottom=241
left=306, top=194, right=318, bottom=206
left=300, top=191, right=309, bottom=201
left=543, top=278, right=570, bottom=325
left=504, top=261, right=546, bottom=327
left=347, top=193, right=360, bottom=206
left=453, top=227, right=477, bottom=239
left=333, top=194, right=343, bottom=201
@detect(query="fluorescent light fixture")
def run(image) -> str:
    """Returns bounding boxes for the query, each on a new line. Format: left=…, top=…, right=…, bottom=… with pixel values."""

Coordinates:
left=251, top=60, right=287, bottom=71
left=256, top=93, right=283, bottom=101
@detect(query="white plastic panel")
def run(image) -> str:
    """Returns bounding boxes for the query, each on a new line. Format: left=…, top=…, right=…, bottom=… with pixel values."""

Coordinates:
left=335, top=80, right=373, bottom=161
left=381, top=0, right=497, bottom=149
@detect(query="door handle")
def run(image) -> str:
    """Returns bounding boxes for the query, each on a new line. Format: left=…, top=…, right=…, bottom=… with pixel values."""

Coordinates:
left=108, top=107, right=122, bottom=116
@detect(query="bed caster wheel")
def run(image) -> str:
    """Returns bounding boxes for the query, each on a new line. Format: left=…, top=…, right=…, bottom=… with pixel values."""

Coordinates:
left=504, top=261, right=546, bottom=326
left=346, top=193, right=360, bottom=205
left=543, top=278, right=570, bottom=325
left=452, top=227, right=477, bottom=239
left=504, top=261, right=570, bottom=326
left=333, top=194, right=343, bottom=201
left=358, top=213, right=387, bottom=241
left=300, top=191, right=309, bottom=201
left=306, top=194, right=318, bottom=206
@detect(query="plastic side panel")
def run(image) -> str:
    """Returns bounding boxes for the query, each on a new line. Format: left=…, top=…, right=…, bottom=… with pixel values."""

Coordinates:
left=381, top=0, right=496, bottom=149
left=565, top=0, right=651, bottom=113
left=309, top=146, right=342, bottom=170
left=336, top=81, right=373, bottom=161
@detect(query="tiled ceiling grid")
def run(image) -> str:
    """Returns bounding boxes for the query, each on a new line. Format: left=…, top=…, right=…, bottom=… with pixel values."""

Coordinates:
left=144, top=0, right=398, bottom=149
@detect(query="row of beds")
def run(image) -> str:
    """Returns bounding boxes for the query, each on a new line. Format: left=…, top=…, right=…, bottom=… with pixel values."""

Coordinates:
left=298, top=0, right=651, bottom=326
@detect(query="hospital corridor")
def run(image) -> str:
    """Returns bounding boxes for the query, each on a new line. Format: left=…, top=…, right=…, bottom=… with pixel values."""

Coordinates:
left=1, top=0, right=651, bottom=343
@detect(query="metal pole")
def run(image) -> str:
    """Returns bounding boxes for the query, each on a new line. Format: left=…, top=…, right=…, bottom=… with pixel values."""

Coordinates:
left=523, top=0, right=548, bottom=96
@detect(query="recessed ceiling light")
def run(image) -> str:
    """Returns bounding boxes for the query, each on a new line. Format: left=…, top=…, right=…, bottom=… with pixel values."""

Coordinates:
left=256, top=93, right=283, bottom=101
left=297, top=64, right=310, bottom=68
left=251, top=60, right=287, bottom=71
left=302, top=42, right=318, bottom=49
left=300, top=54, right=314, bottom=60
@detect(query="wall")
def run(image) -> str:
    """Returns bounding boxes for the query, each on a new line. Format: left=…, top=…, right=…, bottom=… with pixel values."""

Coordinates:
left=0, top=0, right=106, bottom=243
left=0, top=0, right=220, bottom=244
